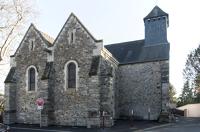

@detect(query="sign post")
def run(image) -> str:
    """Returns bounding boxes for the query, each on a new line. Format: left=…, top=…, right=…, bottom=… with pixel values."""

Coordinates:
left=148, top=107, right=151, bottom=120
left=36, top=98, right=44, bottom=128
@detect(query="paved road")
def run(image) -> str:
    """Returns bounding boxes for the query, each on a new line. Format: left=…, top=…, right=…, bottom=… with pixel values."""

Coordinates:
left=144, top=117, right=200, bottom=132
left=9, top=120, right=161, bottom=132
left=9, top=117, right=200, bottom=132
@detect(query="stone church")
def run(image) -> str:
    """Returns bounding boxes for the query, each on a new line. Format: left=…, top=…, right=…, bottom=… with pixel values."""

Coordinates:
left=4, top=6, right=169, bottom=127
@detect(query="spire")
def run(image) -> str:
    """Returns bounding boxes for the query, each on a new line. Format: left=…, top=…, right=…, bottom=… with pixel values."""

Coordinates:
left=144, top=6, right=168, bottom=21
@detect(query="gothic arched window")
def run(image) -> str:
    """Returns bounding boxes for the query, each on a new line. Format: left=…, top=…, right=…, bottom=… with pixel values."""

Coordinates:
left=68, top=62, right=76, bottom=88
left=26, top=66, right=37, bottom=91
left=65, top=60, right=78, bottom=89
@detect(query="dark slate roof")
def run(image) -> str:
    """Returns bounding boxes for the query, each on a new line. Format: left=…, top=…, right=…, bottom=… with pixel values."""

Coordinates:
left=105, top=40, right=169, bottom=64
left=41, top=62, right=54, bottom=80
left=4, top=67, right=16, bottom=83
left=144, top=6, right=168, bottom=20
left=89, top=56, right=100, bottom=76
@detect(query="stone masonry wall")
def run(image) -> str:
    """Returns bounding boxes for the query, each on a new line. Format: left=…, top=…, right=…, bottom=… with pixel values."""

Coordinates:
left=47, top=66, right=56, bottom=125
left=53, top=15, right=99, bottom=126
left=14, top=26, right=48, bottom=124
left=117, top=61, right=168, bottom=120
left=160, top=61, right=169, bottom=112
left=4, top=83, right=16, bottom=124
left=99, top=57, right=117, bottom=127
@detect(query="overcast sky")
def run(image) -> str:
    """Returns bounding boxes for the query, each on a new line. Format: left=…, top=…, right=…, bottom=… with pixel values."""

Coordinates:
left=1, top=0, right=200, bottom=96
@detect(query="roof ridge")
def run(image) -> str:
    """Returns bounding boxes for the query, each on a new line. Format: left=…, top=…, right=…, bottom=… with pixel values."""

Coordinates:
left=39, top=30, right=55, bottom=44
left=105, top=39, right=144, bottom=46
left=33, top=25, right=54, bottom=46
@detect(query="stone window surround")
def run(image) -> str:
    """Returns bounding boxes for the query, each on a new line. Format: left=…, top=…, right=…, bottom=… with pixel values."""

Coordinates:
left=26, top=65, right=38, bottom=93
left=64, top=60, right=79, bottom=91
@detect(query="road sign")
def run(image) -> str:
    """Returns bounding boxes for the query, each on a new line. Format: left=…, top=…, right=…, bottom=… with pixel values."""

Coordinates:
left=36, top=98, right=44, bottom=106
left=37, top=105, right=43, bottom=110
left=36, top=98, right=44, bottom=128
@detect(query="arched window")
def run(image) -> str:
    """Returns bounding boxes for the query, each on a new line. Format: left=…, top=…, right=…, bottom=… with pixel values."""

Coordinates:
left=68, top=62, right=76, bottom=88
left=65, top=60, right=78, bottom=89
left=26, top=66, right=37, bottom=91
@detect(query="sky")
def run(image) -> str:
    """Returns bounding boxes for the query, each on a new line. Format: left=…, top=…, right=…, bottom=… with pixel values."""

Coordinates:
left=1, top=0, right=200, bottom=96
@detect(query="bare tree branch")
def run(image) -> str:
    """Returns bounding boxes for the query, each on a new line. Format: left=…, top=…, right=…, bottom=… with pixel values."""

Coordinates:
left=0, top=0, right=36, bottom=61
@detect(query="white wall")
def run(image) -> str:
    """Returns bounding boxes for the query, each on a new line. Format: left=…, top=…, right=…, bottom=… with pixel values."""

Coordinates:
left=177, top=104, right=200, bottom=117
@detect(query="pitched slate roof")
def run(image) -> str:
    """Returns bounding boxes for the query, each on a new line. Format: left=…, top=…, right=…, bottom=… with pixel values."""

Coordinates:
left=41, top=62, right=54, bottom=80
left=144, top=6, right=168, bottom=20
left=4, top=67, right=16, bottom=83
left=34, top=25, right=54, bottom=47
left=105, top=40, right=169, bottom=64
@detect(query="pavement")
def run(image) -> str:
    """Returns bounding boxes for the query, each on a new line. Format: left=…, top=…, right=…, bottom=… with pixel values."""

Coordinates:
left=9, top=117, right=200, bottom=132
left=142, top=117, right=200, bottom=132
left=9, top=120, right=168, bottom=132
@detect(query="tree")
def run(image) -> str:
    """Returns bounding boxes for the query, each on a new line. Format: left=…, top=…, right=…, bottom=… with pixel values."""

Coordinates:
left=169, top=83, right=177, bottom=104
left=193, top=74, right=200, bottom=103
left=181, top=44, right=200, bottom=106
left=183, top=44, right=200, bottom=83
left=177, top=80, right=194, bottom=107
left=0, top=0, right=36, bottom=62
left=0, top=94, right=4, bottom=112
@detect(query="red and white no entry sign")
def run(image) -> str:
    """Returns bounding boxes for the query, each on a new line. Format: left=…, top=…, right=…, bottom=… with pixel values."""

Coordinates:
left=36, top=98, right=44, bottom=127
left=36, top=98, right=44, bottom=107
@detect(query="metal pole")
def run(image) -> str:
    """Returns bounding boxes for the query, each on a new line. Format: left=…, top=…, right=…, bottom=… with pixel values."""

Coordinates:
left=40, top=109, right=42, bottom=128
left=131, top=109, right=134, bottom=126
left=102, top=111, right=106, bottom=129
left=148, top=107, right=150, bottom=120
left=103, top=111, right=104, bottom=129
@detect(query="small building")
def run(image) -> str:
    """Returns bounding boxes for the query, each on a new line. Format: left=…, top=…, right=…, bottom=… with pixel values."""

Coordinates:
left=177, top=104, right=200, bottom=117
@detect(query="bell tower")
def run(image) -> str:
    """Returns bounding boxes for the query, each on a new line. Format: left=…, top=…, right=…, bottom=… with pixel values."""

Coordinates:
left=144, top=6, right=169, bottom=46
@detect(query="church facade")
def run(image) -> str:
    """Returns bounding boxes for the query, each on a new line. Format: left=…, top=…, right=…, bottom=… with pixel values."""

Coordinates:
left=4, top=6, right=170, bottom=127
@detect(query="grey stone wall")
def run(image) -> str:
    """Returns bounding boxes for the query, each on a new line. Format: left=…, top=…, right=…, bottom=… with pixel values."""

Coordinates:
left=53, top=15, right=100, bottom=126
left=14, top=25, right=49, bottom=124
left=47, top=66, right=56, bottom=125
left=99, top=57, right=117, bottom=127
left=4, top=83, right=17, bottom=124
left=160, top=61, right=169, bottom=112
left=117, top=61, right=169, bottom=120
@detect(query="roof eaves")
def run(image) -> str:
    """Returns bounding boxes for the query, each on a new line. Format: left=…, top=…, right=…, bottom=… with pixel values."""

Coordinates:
left=105, top=39, right=145, bottom=47
left=119, top=58, right=169, bottom=66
